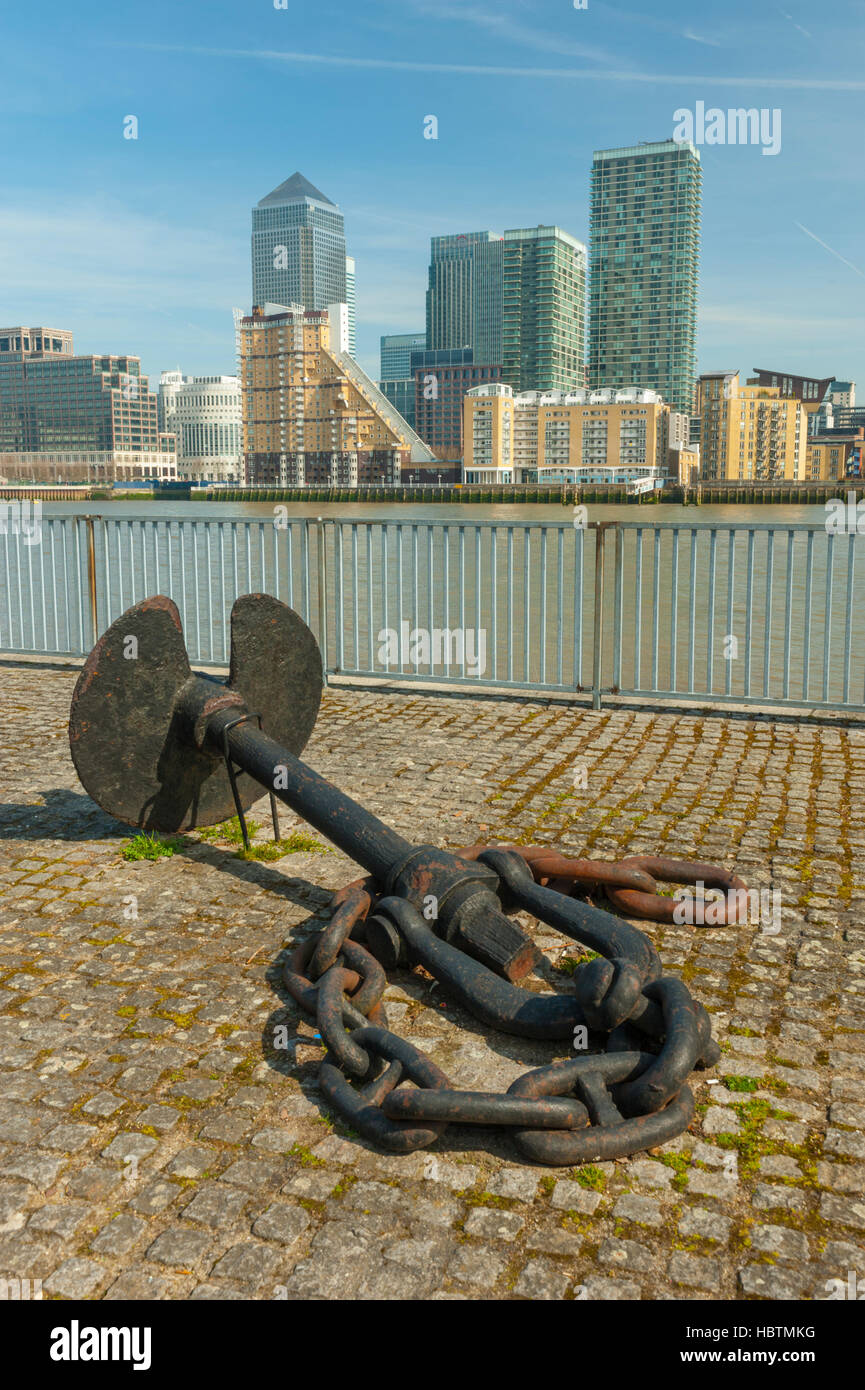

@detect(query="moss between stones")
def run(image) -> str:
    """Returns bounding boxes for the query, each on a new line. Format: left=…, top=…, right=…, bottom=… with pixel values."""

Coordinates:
left=287, top=1143, right=325, bottom=1168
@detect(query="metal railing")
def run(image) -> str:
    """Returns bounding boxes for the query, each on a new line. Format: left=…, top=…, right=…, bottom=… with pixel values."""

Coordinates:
left=2, top=513, right=864, bottom=712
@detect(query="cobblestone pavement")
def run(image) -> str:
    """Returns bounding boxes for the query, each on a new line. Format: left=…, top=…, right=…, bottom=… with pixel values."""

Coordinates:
left=1, top=660, right=864, bottom=1302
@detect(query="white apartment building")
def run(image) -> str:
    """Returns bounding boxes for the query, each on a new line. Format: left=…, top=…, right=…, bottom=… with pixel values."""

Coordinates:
left=158, top=372, right=242, bottom=482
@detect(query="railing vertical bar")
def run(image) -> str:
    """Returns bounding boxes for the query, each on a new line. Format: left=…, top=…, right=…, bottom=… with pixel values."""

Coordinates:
left=724, top=530, right=736, bottom=697
left=153, top=519, right=161, bottom=597
left=38, top=520, right=47, bottom=650
left=368, top=526, right=374, bottom=669
left=652, top=528, right=660, bottom=690
left=802, top=529, right=814, bottom=700
left=706, top=529, right=717, bottom=694
left=219, top=522, right=227, bottom=665
left=763, top=531, right=774, bottom=699
left=556, top=528, right=564, bottom=687
left=634, top=528, right=642, bottom=691
left=843, top=533, right=854, bottom=705
left=442, top=526, right=450, bottom=679
left=743, top=530, right=754, bottom=698
left=670, top=528, right=679, bottom=690
left=507, top=528, right=514, bottom=683
left=412, top=524, right=419, bottom=675
left=613, top=524, right=623, bottom=691
left=475, top=525, right=482, bottom=683
left=491, top=528, right=498, bottom=682
left=687, top=529, right=697, bottom=693
left=396, top=524, right=403, bottom=675
left=127, top=519, right=135, bottom=606
left=459, top=525, right=466, bottom=678
left=574, top=526, right=583, bottom=690
left=301, top=519, right=310, bottom=626
left=75, top=520, right=85, bottom=654
left=782, top=530, right=794, bottom=701
left=167, top=520, right=175, bottom=610
left=591, top=525, right=606, bottom=710
left=353, top=524, right=361, bottom=671
left=205, top=524, right=213, bottom=665
left=2, top=530, right=11, bottom=648
left=426, top=525, right=433, bottom=672
left=25, top=527, right=34, bottom=648
left=115, top=522, right=124, bottom=614
left=50, top=522, right=59, bottom=650
left=539, top=527, right=548, bottom=686
left=337, top=522, right=345, bottom=673
left=141, top=519, right=148, bottom=598
left=382, top=526, right=390, bottom=673
left=822, top=532, right=835, bottom=704
left=523, top=529, right=531, bottom=684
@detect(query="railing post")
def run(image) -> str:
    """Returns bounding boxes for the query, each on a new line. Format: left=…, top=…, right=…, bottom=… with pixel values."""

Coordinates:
left=85, top=514, right=99, bottom=643
left=316, top=516, right=328, bottom=685
left=591, top=523, right=607, bottom=710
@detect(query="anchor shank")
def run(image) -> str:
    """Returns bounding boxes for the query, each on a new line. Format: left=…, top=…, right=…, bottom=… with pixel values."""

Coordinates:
left=205, top=707, right=412, bottom=882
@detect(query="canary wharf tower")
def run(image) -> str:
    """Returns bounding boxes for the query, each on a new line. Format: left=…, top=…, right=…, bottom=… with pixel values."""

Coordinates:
left=251, top=172, right=347, bottom=311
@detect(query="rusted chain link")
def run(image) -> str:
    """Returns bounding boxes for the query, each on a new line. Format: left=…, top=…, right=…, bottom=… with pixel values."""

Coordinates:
left=283, top=844, right=738, bottom=1164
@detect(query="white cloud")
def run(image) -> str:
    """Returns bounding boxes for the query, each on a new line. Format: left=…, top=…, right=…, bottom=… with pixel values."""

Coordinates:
left=393, top=0, right=625, bottom=65
left=0, top=197, right=247, bottom=312
left=794, top=222, right=865, bottom=279
left=101, top=43, right=865, bottom=90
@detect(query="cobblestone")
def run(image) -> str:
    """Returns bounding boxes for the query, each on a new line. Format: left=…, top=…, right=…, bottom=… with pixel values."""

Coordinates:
left=2, top=662, right=865, bottom=1300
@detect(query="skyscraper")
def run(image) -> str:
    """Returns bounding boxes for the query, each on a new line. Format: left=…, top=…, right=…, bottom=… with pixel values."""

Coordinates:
left=426, top=232, right=502, bottom=354
left=502, top=227, right=587, bottom=394
left=251, top=172, right=347, bottom=312
left=589, top=140, right=701, bottom=414
left=380, top=332, right=426, bottom=380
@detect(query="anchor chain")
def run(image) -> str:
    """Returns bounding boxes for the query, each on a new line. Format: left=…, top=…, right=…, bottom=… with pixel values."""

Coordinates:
left=282, top=845, right=726, bottom=1164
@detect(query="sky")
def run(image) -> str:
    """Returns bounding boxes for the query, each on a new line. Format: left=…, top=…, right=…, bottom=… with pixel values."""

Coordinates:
left=1, top=0, right=863, bottom=391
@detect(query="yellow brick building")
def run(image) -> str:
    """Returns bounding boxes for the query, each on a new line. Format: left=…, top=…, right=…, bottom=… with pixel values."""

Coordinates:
left=805, top=430, right=864, bottom=481
left=696, top=372, right=807, bottom=480
left=463, top=384, right=676, bottom=487
left=236, top=305, right=434, bottom=486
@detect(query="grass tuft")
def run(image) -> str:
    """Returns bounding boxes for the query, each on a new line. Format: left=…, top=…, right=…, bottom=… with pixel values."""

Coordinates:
left=121, top=833, right=182, bottom=862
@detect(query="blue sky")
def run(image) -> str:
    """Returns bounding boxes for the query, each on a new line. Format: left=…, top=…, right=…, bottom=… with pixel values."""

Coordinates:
left=1, top=0, right=863, bottom=391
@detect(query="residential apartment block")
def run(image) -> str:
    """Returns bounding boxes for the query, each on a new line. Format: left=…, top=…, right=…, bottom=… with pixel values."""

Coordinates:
left=805, top=428, right=864, bottom=481
left=463, top=383, right=678, bottom=487
left=502, top=226, right=587, bottom=394
left=236, top=304, right=434, bottom=487
left=697, top=371, right=807, bottom=480
left=589, top=140, right=701, bottom=414
left=0, top=326, right=176, bottom=483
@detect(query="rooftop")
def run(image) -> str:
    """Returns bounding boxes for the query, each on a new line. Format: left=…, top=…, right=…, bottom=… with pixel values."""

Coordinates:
left=257, top=172, right=336, bottom=208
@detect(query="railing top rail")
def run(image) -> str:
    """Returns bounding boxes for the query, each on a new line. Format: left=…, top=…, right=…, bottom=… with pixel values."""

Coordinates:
left=610, top=520, right=855, bottom=534
left=68, top=515, right=863, bottom=538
